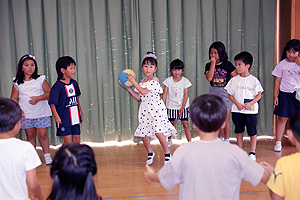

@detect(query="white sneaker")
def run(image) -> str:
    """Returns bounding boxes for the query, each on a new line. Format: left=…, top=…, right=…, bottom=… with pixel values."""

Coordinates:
left=44, top=154, right=52, bottom=165
left=164, top=153, right=171, bottom=165
left=168, top=138, right=172, bottom=148
left=249, top=154, right=256, bottom=161
left=274, top=143, right=282, bottom=152
left=146, top=152, right=155, bottom=165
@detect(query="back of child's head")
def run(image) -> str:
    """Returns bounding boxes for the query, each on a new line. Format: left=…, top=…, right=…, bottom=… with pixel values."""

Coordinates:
left=190, top=94, right=227, bottom=132
left=234, top=51, right=253, bottom=70
left=48, top=143, right=98, bottom=200
left=169, top=59, right=184, bottom=72
left=0, top=98, right=22, bottom=133
left=142, top=52, right=157, bottom=67
left=209, top=41, right=228, bottom=62
left=289, top=110, right=300, bottom=143
left=14, top=54, right=39, bottom=84
left=55, top=56, right=76, bottom=80
left=281, top=39, right=300, bottom=60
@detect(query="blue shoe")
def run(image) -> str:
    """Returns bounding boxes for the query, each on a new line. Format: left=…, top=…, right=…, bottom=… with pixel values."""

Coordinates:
left=224, top=138, right=230, bottom=143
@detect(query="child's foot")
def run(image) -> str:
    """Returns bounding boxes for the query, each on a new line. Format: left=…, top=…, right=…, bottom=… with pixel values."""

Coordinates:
left=44, top=153, right=52, bottom=165
left=146, top=152, right=155, bottom=165
left=224, top=138, right=230, bottom=143
left=274, top=143, right=282, bottom=152
left=164, top=153, right=171, bottom=165
left=168, top=138, right=172, bottom=148
left=249, top=152, right=256, bottom=161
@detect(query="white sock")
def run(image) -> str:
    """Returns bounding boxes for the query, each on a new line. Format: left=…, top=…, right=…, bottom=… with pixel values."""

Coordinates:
left=44, top=153, right=51, bottom=157
left=276, top=141, right=282, bottom=145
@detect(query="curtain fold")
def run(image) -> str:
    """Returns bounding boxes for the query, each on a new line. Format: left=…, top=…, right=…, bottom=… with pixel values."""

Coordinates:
left=0, top=0, right=276, bottom=145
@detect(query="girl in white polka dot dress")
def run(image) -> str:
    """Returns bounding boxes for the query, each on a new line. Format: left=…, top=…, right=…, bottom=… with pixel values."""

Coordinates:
left=11, top=54, right=53, bottom=165
left=126, top=52, right=177, bottom=165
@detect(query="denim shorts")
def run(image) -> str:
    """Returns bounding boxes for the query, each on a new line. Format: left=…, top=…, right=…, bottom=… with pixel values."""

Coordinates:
left=21, top=116, right=51, bottom=129
left=209, top=86, right=233, bottom=110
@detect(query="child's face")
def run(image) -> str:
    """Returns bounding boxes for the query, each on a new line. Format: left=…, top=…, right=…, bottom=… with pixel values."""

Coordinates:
left=22, top=59, right=35, bottom=77
left=235, top=60, right=250, bottom=76
left=286, top=48, right=299, bottom=62
left=142, top=62, right=156, bottom=77
left=62, top=63, right=76, bottom=79
left=171, top=68, right=183, bottom=78
left=210, top=48, right=220, bottom=62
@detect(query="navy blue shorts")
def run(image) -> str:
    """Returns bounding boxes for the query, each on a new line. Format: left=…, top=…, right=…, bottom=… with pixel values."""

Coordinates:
left=56, top=124, right=81, bottom=136
left=274, top=91, right=300, bottom=118
left=232, top=113, right=257, bottom=136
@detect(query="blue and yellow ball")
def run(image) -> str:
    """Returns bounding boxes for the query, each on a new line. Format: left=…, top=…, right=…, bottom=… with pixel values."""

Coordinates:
left=118, top=69, right=136, bottom=87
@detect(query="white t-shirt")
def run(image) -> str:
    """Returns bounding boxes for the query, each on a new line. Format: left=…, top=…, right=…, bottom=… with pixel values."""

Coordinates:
left=158, top=139, right=264, bottom=200
left=225, top=75, right=264, bottom=114
left=163, top=76, right=192, bottom=109
left=14, top=75, right=52, bottom=118
left=0, top=138, right=42, bottom=199
left=272, top=59, right=300, bottom=93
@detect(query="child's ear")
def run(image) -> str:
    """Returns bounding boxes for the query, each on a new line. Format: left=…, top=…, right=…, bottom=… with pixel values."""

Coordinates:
left=246, top=64, right=251, bottom=69
left=60, top=68, right=65, bottom=74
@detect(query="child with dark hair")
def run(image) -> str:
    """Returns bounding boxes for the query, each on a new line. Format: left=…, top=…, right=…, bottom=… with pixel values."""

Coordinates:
left=162, top=59, right=192, bottom=146
left=272, top=39, right=300, bottom=152
left=225, top=51, right=264, bottom=161
left=49, top=56, right=83, bottom=145
left=0, top=98, right=44, bottom=200
left=11, top=54, right=52, bottom=164
left=205, top=41, right=237, bottom=142
left=47, top=143, right=101, bottom=200
left=144, top=94, right=270, bottom=199
left=264, top=110, right=300, bottom=199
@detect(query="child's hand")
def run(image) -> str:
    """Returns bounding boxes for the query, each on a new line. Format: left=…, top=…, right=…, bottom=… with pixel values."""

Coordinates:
left=237, top=103, right=244, bottom=111
left=259, top=161, right=274, bottom=176
left=54, top=116, right=62, bottom=128
left=295, top=57, right=300, bottom=66
left=273, top=96, right=278, bottom=106
left=126, top=73, right=136, bottom=84
left=22, top=110, right=25, bottom=118
left=29, top=96, right=40, bottom=105
left=179, top=107, right=184, bottom=115
left=244, top=102, right=252, bottom=110
left=144, top=165, right=155, bottom=185
left=210, top=56, right=216, bottom=65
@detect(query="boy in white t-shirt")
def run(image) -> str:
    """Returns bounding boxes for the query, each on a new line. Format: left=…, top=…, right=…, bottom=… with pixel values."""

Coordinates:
left=0, top=98, right=43, bottom=200
left=225, top=51, right=264, bottom=161
left=144, top=94, right=270, bottom=200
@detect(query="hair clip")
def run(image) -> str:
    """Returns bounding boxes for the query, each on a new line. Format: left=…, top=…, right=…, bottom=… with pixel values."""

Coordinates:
left=143, top=53, right=157, bottom=60
left=21, top=55, right=35, bottom=62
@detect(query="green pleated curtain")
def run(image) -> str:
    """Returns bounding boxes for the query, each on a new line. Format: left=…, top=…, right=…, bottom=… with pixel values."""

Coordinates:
left=0, top=0, right=276, bottom=145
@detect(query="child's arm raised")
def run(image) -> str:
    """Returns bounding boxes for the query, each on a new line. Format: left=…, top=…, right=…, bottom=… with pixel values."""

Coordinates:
left=161, top=86, right=168, bottom=103
left=244, top=92, right=262, bottom=110
left=228, top=94, right=243, bottom=111
left=273, top=77, right=281, bottom=106
left=26, top=168, right=44, bottom=200
left=127, top=73, right=152, bottom=96
left=179, top=88, right=189, bottom=115
left=126, top=87, right=141, bottom=101
left=29, top=80, right=51, bottom=105
left=50, top=104, right=61, bottom=128
left=205, top=57, right=216, bottom=81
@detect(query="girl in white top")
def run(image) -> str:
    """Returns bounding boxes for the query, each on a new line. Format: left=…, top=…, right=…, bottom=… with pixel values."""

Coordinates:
left=272, top=39, right=300, bottom=152
left=11, top=54, right=53, bottom=164
left=125, top=52, right=177, bottom=165
left=162, top=59, right=192, bottom=147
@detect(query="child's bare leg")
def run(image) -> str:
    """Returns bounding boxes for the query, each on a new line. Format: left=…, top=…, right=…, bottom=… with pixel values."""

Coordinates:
left=36, top=127, right=50, bottom=153
left=224, top=110, right=231, bottom=139
left=181, top=120, right=191, bottom=142
left=250, top=135, right=257, bottom=153
left=236, top=133, right=243, bottom=148
left=218, top=129, right=223, bottom=138
left=155, top=133, right=170, bottom=153
left=142, top=136, right=152, bottom=153
left=168, top=121, right=175, bottom=140
left=25, top=128, right=37, bottom=148
left=63, top=135, right=73, bottom=145
left=275, top=116, right=288, bottom=142
left=72, top=135, right=80, bottom=143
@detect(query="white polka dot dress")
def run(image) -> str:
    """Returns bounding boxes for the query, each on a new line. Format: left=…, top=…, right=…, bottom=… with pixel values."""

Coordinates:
left=134, top=80, right=177, bottom=138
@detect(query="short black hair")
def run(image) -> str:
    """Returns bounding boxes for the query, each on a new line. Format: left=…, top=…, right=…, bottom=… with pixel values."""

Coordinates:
left=0, top=98, right=22, bottom=133
left=169, top=59, right=184, bottom=72
left=48, top=143, right=99, bottom=200
left=55, top=56, right=76, bottom=80
left=289, top=110, right=300, bottom=143
left=234, top=51, right=253, bottom=70
left=190, top=94, right=227, bottom=133
left=209, top=41, right=228, bottom=62
left=281, top=39, right=300, bottom=60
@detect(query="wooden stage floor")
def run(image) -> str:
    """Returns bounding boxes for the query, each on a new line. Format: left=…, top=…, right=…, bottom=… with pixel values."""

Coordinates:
left=34, top=136, right=296, bottom=200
